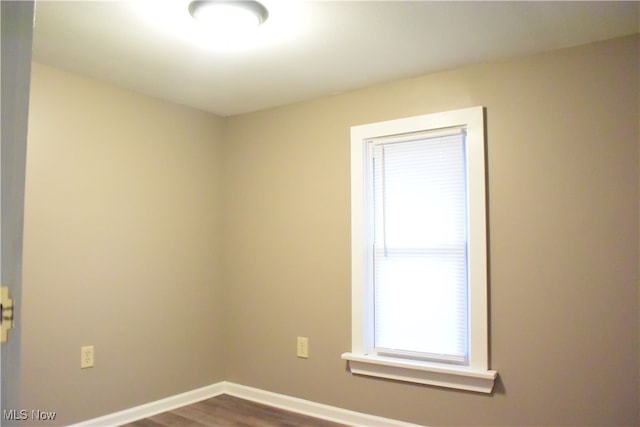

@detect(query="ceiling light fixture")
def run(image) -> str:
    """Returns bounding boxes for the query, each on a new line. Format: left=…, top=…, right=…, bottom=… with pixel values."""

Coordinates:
left=188, top=0, right=269, bottom=39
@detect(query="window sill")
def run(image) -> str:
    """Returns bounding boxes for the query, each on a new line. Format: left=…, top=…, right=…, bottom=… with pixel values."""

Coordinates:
left=341, top=352, right=498, bottom=393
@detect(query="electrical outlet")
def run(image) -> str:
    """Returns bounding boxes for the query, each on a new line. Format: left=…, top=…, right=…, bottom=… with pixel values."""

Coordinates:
left=81, top=345, right=94, bottom=368
left=296, top=337, right=308, bottom=358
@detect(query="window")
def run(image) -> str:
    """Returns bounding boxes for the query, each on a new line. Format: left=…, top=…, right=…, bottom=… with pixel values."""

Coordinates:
left=342, top=107, right=497, bottom=393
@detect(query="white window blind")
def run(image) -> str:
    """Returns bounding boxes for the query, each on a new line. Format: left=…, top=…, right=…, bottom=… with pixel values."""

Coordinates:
left=344, top=107, right=495, bottom=393
left=368, top=128, right=469, bottom=364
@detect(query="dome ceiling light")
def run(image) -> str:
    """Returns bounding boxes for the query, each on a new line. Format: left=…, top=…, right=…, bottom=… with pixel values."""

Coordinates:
left=188, top=0, right=269, bottom=40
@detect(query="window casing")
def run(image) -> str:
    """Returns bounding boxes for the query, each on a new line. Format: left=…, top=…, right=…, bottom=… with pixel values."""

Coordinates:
left=342, top=107, right=497, bottom=393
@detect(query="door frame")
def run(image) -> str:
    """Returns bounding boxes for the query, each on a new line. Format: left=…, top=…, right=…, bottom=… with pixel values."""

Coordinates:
left=1, top=1, right=35, bottom=424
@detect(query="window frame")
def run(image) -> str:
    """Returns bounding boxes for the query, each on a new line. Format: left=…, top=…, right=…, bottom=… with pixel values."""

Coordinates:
left=342, top=106, right=497, bottom=393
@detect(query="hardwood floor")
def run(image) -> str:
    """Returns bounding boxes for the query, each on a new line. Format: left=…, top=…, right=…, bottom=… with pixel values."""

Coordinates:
left=120, top=394, right=349, bottom=427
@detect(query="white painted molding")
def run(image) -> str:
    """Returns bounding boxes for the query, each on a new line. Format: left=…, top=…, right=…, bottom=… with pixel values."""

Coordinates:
left=68, top=382, right=225, bottom=426
left=69, top=381, right=423, bottom=427
left=224, top=382, right=422, bottom=427
left=342, top=352, right=497, bottom=394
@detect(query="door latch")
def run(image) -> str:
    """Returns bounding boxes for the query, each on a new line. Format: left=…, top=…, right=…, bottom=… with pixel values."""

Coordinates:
left=1, top=286, right=14, bottom=343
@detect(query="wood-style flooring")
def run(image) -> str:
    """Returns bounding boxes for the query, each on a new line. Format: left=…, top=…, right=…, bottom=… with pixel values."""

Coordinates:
left=120, top=394, right=349, bottom=427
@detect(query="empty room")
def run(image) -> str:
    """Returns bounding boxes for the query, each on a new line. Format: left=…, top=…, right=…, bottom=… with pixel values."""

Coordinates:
left=2, top=1, right=639, bottom=426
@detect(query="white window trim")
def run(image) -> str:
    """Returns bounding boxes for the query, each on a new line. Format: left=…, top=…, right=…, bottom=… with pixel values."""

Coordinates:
left=342, top=106, right=497, bottom=394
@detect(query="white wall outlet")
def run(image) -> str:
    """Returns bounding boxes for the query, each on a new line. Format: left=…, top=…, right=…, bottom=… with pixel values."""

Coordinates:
left=81, top=345, right=94, bottom=368
left=296, top=336, right=309, bottom=358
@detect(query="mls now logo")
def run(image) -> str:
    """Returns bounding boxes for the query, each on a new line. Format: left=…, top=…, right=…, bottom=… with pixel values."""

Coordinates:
left=3, top=409, right=57, bottom=421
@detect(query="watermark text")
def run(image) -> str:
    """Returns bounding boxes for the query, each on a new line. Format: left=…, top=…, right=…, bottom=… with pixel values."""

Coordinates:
left=3, top=409, right=57, bottom=421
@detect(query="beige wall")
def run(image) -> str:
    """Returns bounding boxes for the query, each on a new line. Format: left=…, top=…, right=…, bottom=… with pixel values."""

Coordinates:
left=21, top=63, right=226, bottom=425
left=222, top=35, right=639, bottom=426
left=21, top=35, right=639, bottom=426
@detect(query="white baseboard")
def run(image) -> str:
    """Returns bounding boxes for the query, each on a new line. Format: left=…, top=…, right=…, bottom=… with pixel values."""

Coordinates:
left=223, top=382, right=421, bottom=427
left=69, top=382, right=225, bottom=426
left=71, top=381, right=422, bottom=427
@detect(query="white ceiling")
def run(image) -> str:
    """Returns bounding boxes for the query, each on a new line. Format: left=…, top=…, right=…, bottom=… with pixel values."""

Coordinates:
left=32, top=1, right=639, bottom=117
